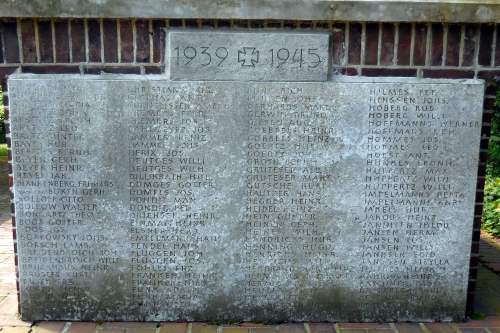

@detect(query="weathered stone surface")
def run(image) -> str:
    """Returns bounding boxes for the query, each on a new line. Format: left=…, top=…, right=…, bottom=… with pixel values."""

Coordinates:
left=8, top=74, right=484, bottom=322
left=166, top=31, right=329, bottom=81
left=0, top=0, right=499, bottom=23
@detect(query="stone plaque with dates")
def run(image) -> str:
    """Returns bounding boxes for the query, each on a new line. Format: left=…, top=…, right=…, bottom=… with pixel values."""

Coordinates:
left=9, top=73, right=484, bottom=322
left=166, top=31, right=330, bottom=81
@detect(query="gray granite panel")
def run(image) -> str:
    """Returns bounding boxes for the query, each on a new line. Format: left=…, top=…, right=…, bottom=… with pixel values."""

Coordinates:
left=8, top=74, right=484, bottom=322
left=0, top=0, right=499, bottom=23
left=166, top=31, right=330, bottom=81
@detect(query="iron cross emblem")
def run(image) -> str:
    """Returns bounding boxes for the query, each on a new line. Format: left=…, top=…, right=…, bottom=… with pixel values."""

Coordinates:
left=238, top=47, right=259, bottom=67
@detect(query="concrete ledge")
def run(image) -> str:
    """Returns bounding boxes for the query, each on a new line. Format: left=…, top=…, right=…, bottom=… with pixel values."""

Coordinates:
left=0, top=0, right=499, bottom=22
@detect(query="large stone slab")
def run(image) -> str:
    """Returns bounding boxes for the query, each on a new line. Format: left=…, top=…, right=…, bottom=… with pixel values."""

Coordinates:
left=8, top=74, right=484, bottom=322
left=166, top=31, right=329, bottom=81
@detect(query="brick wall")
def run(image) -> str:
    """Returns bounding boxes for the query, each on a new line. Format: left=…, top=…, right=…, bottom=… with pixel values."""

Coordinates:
left=1, top=17, right=498, bottom=317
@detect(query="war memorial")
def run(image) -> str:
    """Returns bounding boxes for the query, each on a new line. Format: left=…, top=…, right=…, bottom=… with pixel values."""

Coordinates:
left=0, top=0, right=498, bottom=324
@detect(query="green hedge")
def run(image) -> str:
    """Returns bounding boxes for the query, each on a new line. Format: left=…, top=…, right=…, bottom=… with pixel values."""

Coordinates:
left=482, top=89, right=500, bottom=237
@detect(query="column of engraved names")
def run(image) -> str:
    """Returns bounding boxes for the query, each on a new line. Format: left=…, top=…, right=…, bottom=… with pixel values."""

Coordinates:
left=361, top=85, right=460, bottom=306
left=126, top=85, right=219, bottom=313
left=242, top=85, right=342, bottom=304
left=13, top=83, right=115, bottom=300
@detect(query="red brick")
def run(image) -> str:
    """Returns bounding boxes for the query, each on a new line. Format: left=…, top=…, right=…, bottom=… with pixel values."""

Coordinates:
left=422, top=69, right=474, bottom=78
left=478, top=70, right=500, bottom=79
left=87, top=19, right=101, bottom=62
left=446, top=24, right=461, bottom=66
left=483, top=97, right=496, bottom=109
left=479, top=24, right=494, bottom=66
left=470, top=240, right=480, bottom=253
left=315, top=22, right=330, bottom=30
left=54, top=20, right=69, bottom=63
left=21, top=19, right=37, bottom=63
left=201, top=19, right=217, bottom=28
left=250, top=20, right=266, bottom=29
left=335, top=67, right=358, bottom=76
left=478, top=162, right=487, bottom=175
left=216, top=20, right=231, bottom=28
left=431, top=23, right=444, bottom=66
left=136, top=20, right=150, bottom=63
left=348, top=23, right=361, bottom=64
left=2, top=21, right=20, bottom=63
left=103, top=19, right=118, bottom=63
left=483, top=111, right=493, bottom=123
left=283, top=20, right=297, bottom=29
left=0, top=25, right=4, bottom=63
left=423, top=323, right=456, bottom=333
left=364, top=23, right=379, bottom=65
left=459, top=328, right=488, bottom=333
left=231, top=20, right=247, bottom=28
left=413, top=23, right=427, bottom=65
left=380, top=23, right=395, bottom=65
left=338, top=323, right=389, bottom=329
left=0, top=67, right=18, bottom=82
left=120, top=19, right=134, bottom=63
left=474, top=204, right=484, bottom=217
left=468, top=279, right=476, bottom=292
left=265, top=20, right=282, bottom=29
left=479, top=124, right=491, bottom=138
left=84, top=65, right=141, bottom=74
left=335, top=330, right=364, bottom=333
left=185, top=19, right=200, bottom=28
left=362, top=68, right=416, bottom=77
left=144, top=65, right=162, bottom=74
left=332, top=23, right=346, bottom=65
left=21, top=65, right=80, bottom=74
left=38, top=20, right=53, bottom=63
left=472, top=228, right=482, bottom=242
left=458, top=318, right=500, bottom=327
left=70, top=19, right=86, bottom=62
left=481, top=132, right=491, bottom=148
left=479, top=150, right=489, bottom=163
left=477, top=174, right=487, bottom=188
left=397, top=23, right=411, bottom=65
left=100, top=322, right=156, bottom=333
left=152, top=20, right=165, bottom=63
left=485, top=83, right=496, bottom=95
left=463, top=24, right=479, bottom=66
left=168, top=19, right=183, bottom=28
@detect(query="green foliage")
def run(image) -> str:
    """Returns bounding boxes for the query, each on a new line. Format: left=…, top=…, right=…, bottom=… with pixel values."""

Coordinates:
left=470, top=312, right=486, bottom=320
left=482, top=87, right=500, bottom=237
left=0, top=144, right=7, bottom=157
left=486, top=89, right=500, bottom=177
left=482, top=176, right=500, bottom=237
